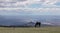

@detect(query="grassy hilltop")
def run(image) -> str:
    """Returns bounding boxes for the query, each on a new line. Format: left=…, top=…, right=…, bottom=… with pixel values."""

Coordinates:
left=0, top=27, right=60, bottom=33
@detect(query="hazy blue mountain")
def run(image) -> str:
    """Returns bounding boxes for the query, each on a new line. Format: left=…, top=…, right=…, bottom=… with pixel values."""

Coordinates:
left=0, top=15, right=60, bottom=26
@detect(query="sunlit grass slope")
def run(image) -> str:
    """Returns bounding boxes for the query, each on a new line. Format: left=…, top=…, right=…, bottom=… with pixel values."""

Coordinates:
left=0, top=27, right=60, bottom=33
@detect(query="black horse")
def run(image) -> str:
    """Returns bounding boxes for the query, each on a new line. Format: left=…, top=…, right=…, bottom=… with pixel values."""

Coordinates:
left=35, top=21, right=41, bottom=27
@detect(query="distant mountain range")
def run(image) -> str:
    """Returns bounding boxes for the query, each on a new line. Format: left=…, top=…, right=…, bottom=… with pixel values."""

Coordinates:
left=19, top=22, right=60, bottom=27
left=0, top=22, right=58, bottom=27
left=0, top=15, right=60, bottom=27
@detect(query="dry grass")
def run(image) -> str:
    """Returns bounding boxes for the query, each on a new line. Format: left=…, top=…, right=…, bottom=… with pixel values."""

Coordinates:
left=0, top=27, right=60, bottom=33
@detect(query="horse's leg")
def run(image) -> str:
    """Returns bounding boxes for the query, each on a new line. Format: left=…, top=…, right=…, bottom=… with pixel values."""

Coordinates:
left=39, top=23, right=41, bottom=27
left=35, top=24, right=36, bottom=27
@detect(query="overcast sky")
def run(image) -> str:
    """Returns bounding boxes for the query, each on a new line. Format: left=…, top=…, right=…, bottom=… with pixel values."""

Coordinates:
left=0, top=0, right=60, bottom=15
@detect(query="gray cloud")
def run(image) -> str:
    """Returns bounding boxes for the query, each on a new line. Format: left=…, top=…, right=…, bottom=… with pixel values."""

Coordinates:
left=0, top=0, right=27, bottom=8
left=16, top=0, right=27, bottom=2
left=0, top=0, right=59, bottom=8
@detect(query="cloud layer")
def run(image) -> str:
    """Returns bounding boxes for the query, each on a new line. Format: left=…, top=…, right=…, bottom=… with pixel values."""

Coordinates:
left=0, top=8, right=60, bottom=15
left=0, top=0, right=60, bottom=15
left=0, top=0, right=60, bottom=8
